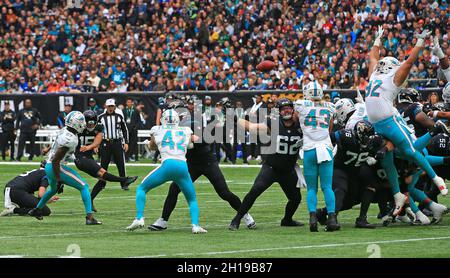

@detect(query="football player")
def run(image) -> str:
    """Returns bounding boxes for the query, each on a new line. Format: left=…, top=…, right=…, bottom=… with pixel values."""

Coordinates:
left=149, top=98, right=255, bottom=231
left=28, top=111, right=101, bottom=225
left=365, top=26, right=447, bottom=216
left=296, top=81, right=340, bottom=232
left=1, top=162, right=57, bottom=217
left=76, top=110, right=138, bottom=211
left=229, top=98, right=303, bottom=231
left=126, top=109, right=207, bottom=234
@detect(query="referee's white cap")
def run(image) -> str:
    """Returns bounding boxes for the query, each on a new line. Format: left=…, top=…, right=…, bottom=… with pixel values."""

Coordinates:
left=105, top=98, right=116, bottom=106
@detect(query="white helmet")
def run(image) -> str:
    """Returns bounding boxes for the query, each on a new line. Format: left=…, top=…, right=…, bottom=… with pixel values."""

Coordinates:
left=335, top=98, right=356, bottom=126
left=375, top=57, right=401, bottom=75
left=161, top=109, right=180, bottom=127
left=303, top=81, right=323, bottom=100
left=442, top=82, right=450, bottom=103
left=65, top=111, right=86, bottom=134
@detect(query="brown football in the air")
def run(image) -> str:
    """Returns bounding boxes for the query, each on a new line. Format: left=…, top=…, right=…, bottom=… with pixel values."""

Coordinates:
left=256, top=60, right=276, bottom=72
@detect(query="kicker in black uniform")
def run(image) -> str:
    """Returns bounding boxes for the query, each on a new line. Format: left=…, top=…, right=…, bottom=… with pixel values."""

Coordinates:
left=75, top=110, right=137, bottom=211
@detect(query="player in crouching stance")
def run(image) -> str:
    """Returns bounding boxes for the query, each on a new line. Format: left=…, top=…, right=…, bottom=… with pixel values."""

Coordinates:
left=28, top=111, right=101, bottom=225
left=365, top=26, right=448, bottom=217
left=126, top=109, right=207, bottom=234
left=296, top=81, right=340, bottom=232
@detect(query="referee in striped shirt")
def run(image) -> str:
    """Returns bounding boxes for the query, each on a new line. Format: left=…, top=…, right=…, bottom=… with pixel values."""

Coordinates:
left=96, top=98, right=129, bottom=190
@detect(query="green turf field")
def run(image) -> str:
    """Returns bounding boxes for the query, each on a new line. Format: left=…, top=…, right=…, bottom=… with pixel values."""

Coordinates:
left=0, top=163, right=449, bottom=258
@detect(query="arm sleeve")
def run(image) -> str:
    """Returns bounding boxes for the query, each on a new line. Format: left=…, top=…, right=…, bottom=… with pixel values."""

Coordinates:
left=15, top=111, right=21, bottom=129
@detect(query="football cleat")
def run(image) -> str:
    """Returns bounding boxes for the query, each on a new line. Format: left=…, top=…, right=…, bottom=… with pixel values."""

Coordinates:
left=126, top=218, right=145, bottom=231
left=392, top=193, right=407, bottom=216
left=432, top=176, right=448, bottom=196
left=86, top=216, right=102, bottom=225
left=228, top=220, right=240, bottom=231
left=192, top=225, right=207, bottom=234
left=413, top=211, right=430, bottom=225
left=28, top=208, right=43, bottom=220
left=325, top=213, right=341, bottom=232
left=148, top=218, right=168, bottom=231
left=381, top=214, right=393, bottom=226
left=124, top=176, right=139, bottom=187
left=309, top=212, right=319, bottom=232
left=355, top=216, right=376, bottom=229
left=0, top=205, right=17, bottom=217
left=429, top=203, right=448, bottom=224
left=243, top=213, right=256, bottom=229
left=281, top=218, right=304, bottom=227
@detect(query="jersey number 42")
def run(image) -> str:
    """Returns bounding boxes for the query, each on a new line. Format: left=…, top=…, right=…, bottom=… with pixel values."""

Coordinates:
left=162, top=130, right=187, bottom=151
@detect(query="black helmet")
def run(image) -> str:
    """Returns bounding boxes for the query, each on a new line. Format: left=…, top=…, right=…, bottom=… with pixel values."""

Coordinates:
left=398, top=88, right=421, bottom=104
left=220, top=97, right=232, bottom=108
left=354, top=120, right=375, bottom=148
left=276, top=98, right=294, bottom=120
left=40, top=160, right=47, bottom=169
left=83, top=110, right=98, bottom=131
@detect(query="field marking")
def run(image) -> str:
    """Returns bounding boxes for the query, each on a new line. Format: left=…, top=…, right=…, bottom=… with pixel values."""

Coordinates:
left=0, top=255, right=24, bottom=258
left=132, top=235, right=450, bottom=258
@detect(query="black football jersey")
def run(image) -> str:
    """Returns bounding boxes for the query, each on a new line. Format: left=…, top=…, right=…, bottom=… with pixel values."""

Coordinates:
left=6, top=169, right=49, bottom=193
left=397, top=102, right=428, bottom=137
left=331, top=129, right=370, bottom=169
left=264, top=117, right=302, bottom=170
left=182, top=112, right=215, bottom=163
left=427, top=133, right=450, bottom=156
left=76, top=123, right=104, bottom=157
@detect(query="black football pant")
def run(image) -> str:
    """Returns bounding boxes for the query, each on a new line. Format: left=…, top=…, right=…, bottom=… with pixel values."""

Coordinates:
left=1, top=131, right=15, bottom=160
left=232, top=164, right=301, bottom=223
left=5, top=187, right=51, bottom=216
left=161, top=160, right=242, bottom=221
left=17, top=131, right=36, bottom=160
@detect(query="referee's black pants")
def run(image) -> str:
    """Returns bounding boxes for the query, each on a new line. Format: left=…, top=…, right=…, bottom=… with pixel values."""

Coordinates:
left=99, top=140, right=126, bottom=187
left=161, top=159, right=242, bottom=221
left=232, top=164, right=301, bottom=222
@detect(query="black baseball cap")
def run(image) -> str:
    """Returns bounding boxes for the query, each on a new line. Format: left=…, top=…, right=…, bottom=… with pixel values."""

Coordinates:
left=89, top=98, right=96, bottom=103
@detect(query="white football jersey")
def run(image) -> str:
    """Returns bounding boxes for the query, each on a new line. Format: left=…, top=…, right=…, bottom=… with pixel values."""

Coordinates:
left=365, top=70, right=401, bottom=123
left=296, top=100, right=335, bottom=151
left=47, top=127, right=79, bottom=163
left=150, top=125, right=192, bottom=162
left=345, top=103, right=368, bottom=130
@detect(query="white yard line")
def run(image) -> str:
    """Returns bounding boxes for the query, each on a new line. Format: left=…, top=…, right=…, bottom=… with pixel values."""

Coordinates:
left=130, top=235, right=450, bottom=258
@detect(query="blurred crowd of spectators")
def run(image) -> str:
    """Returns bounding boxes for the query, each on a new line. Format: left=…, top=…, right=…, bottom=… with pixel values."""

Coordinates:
left=0, top=0, right=449, bottom=95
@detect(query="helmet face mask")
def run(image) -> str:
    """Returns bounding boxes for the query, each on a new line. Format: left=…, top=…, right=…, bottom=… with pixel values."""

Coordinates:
left=65, top=111, right=86, bottom=134
left=375, top=57, right=400, bottom=75
left=335, top=98, right=355, bottom=126
left=304, top=81, right=323, bottom=100
left=161, top=109, right=180, bottom=127
left=83, top=110, right=98, bottom=132
left=398, top=88, right=421, bottom=104
left=276, top=98, right=294, bottom=120
left=354, top=120, right=375, bottom=149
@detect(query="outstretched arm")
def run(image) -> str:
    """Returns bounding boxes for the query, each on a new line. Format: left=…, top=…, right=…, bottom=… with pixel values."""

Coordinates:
left=394, top=30, right=432, bottom=87
left=237, top=118, right=268, bottom=134
left=368, top=25, right=384, bottom=77
left=432, top=36, right=450, bottom=81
